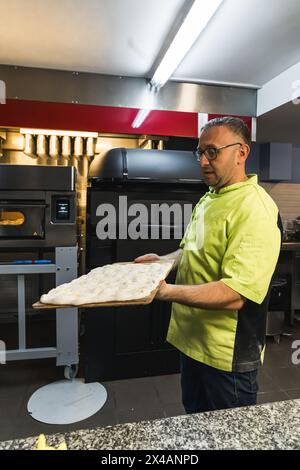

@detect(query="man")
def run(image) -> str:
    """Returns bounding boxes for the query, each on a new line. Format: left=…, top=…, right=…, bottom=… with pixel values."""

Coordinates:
left=135, top=117, right=281, bottom=413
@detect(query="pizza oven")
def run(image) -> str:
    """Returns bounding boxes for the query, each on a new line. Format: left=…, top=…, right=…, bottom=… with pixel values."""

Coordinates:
left=0, top=164, right=78, bottom=370
left=0, top=165, right=77, bottom=249
left=85, top=148, right=207, bottom=382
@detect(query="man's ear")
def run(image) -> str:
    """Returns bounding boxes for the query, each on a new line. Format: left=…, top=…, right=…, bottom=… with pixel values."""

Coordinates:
left=238, top=144, right=250, bottom=163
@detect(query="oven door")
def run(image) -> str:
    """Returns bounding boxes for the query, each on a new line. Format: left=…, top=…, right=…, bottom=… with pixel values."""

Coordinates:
left=0, top=201, right=46, bottom=239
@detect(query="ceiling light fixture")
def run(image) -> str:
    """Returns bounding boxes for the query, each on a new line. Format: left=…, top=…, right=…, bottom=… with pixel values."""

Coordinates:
left=132, top=0, right=224, bottom=128
left=151, top=0, right=224, bottom=89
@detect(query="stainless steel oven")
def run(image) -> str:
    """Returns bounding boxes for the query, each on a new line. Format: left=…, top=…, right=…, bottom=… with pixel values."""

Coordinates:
left=0, top=164, right=79, bottom=374
left=0, top=200, right=46, bottom=239
left=0, top=165, right=76, bottom=248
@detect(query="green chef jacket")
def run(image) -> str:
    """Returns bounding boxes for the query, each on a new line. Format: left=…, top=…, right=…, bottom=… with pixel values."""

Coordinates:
left=167, top=174, right=281, bottom=372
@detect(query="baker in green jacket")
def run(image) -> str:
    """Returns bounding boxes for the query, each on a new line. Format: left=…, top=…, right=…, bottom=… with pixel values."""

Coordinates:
left=135, top=117, right=282, bottom=413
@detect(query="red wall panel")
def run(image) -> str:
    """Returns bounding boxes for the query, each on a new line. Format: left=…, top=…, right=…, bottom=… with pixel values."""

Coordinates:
left=0, top=99, right=198, bottom=138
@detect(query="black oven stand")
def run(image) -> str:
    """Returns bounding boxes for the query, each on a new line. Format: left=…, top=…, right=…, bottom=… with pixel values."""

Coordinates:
left=0, top=246, right=79, bottom=380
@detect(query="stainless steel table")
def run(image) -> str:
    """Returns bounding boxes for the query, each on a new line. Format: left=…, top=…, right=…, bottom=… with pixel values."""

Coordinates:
left=0, top=246, right=79, bottom=378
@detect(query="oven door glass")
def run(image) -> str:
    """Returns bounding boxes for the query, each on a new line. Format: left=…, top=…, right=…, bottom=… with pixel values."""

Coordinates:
left=0, top=211, right=25, bottom=226
left=0, top=202, right=45, bottom=239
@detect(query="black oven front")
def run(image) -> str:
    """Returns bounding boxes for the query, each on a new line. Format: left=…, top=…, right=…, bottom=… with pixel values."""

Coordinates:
left=0, top=200, right=46, bottom=239
left=0, top=190, right=76, bottom=249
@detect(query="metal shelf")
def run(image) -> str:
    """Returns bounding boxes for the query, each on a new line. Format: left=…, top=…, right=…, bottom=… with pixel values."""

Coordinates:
left=0, top=247, right=79, bottom=369
left=0, top=264, right=56, bottom=275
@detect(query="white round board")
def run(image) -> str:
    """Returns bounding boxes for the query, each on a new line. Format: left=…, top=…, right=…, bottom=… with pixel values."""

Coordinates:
left=27, top=379, right=107, bottom=425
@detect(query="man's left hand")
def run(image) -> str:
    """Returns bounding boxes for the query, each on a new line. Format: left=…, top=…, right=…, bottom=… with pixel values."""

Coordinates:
left=155, top=280, right=172, bottom=301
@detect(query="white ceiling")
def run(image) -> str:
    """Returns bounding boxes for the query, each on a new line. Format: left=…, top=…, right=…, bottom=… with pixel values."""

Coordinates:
left=174, top=0, right=300, bottom=86
left=0, top=0, right=300, bottom=88
left=0, top=0, right=187, bottom=77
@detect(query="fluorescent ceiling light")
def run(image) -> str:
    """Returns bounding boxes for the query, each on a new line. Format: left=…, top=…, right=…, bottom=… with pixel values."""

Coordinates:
left=151, top=0, right=224, bottom=89
left=132, top=0, right=223, bottom=129
left=132, top=109, right=152, bottom=129
left=20, top=128, right=98, bottom=138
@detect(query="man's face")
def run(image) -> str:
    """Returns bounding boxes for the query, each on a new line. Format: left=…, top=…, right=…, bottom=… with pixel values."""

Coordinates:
left=198, top=126, right=247, bottom=189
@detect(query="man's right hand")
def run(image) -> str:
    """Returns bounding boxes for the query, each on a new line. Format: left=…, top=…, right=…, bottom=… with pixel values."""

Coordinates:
left=134, top=253, right=161, bottom=263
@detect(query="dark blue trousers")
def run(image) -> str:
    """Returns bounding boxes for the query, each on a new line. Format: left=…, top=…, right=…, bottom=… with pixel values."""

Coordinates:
left=180, top=353, right=258, bottom=413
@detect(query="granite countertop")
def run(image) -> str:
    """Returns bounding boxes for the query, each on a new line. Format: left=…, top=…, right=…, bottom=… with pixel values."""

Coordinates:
left=1, top=399, right=300, bottom=450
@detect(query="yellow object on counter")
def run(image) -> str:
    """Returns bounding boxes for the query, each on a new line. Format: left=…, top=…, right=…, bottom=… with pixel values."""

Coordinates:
left=36, top=434, right=67, bottom=450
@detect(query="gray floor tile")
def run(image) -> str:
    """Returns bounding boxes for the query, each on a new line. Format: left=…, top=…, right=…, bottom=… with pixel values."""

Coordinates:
left=264, top=347, right=297, bottom=370
left=257, top=369, right=280, bottom=393
left=163, top=403, right=185, bottom=418
left=284, top=389, right=300, bottom=400
left=269, top=366, right=300, bottom=391
left=0, top=422, right=17, bottom=443
left=257, top=391, right=289, bottom=405
left=99, top=387, right=116, bottom=411
left=0, top=370, right=34, bottom=400
left=77, top=406, right=118, bottom=429
left=0, top=379, right=30, bottom=406
left=153, top=374, right=182, bottom=405
left=0, top=396, right=23, bottom=421
left=111, top=377, right=161, bottom=411
left=116, top=405, right=165, bottom=425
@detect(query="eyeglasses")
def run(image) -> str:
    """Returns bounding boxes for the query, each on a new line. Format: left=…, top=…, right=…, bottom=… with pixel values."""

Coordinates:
left=194, top=143, right=242, bottom=161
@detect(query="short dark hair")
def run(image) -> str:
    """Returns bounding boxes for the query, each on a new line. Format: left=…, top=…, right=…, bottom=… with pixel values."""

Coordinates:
left=201, top=116, right=251, bottom=147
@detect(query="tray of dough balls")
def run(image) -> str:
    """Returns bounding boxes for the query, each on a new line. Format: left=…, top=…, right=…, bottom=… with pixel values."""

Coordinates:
left=33, top=260, right=174, bottom=309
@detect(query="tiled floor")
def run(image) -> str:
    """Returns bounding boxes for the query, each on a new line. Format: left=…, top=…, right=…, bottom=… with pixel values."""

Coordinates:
left=1, top=322, right=300, bottom=443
